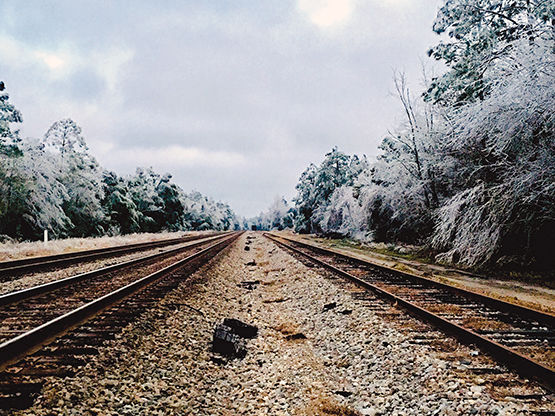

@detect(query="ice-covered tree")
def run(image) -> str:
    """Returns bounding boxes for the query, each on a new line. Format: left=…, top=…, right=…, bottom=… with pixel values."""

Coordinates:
left=0, top=81, right=26, bottom=237
left=0, top=81, right=22, bottom=157
left=181, top=190, right=239, bottom=231
left=361, top=71, right=447, bottom=243
left=42, top=119, right=106, bottom=237
left=293, top=148, right=368, bottom=234
left=316, top=185, right=369, bottom=240
left=43, top=119, right=87, bottom=168
left=101, top=171, right=141, bottom=235
left=15, top=138, right=71, bottom=237
left=248, top=196, right=296, bottom=231
left=427, top=0, right=555, bottom=104
left=127, top=167, right=170, bottom=231
left=431, top=38, right=555, bottom=268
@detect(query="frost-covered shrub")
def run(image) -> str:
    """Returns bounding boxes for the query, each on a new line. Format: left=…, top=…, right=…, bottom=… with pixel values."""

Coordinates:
left=293, top=148, right=369, bottom=234
left=315, top=185, right=371, bottom=241
left=432, top=39, right=555, bottom=268
left=247, top=196, right=296, bottom=231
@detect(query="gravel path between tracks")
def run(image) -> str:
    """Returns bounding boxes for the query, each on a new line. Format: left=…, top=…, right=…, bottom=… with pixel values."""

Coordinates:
left=10, top=233, right=552, bottom=415
left=0, top=241, right=199, bottom=295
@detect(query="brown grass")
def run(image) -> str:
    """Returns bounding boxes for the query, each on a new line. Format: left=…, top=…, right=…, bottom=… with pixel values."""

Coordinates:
left=461, top=316, right=512, bottom=331
left=273, top=321, right=299, bottom=336
left=424, top=303, right=465, bottom=315
left=0, top=231, right=190, bottom=262
left=301, top=396, right=361, bottom=416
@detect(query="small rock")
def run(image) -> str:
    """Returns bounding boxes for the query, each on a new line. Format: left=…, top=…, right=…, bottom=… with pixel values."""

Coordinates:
left=238, top=280, right=260, bottom=290
left=323, top=302, right=337, bottom=311
left=334, top=390, right=353, bottom=397
left=285, top=333, right=307, bottom=341
left=210, top=356, right=227, bottom=365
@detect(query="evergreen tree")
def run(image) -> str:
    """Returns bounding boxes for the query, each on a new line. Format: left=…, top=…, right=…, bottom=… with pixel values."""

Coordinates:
left=101, top=171, right=141, bottom=235
left=0, top=81, right=26, bottom=238
left=42, top=119, right=106, bottom=237
left=427, top=0, right=555, bottom=104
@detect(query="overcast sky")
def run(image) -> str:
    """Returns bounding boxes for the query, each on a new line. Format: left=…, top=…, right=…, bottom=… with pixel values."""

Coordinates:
left=0, top=0, right=444, bottom=217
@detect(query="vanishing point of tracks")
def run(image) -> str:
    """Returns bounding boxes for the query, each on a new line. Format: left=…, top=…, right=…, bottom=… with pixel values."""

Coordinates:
left=0, top=231, right=241, bottom=409
left=266, top=233, right=555, bottom=393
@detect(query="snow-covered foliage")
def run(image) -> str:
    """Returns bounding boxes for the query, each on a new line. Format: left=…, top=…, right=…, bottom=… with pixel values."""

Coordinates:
left=247, top=196, right=296, bottom=231
left=107, top=168, right=240, bottom=235
left=0, top=81, right=22, bottom=157
left=288, top=1, right=555, bottom=270
left=427, top=0, right=555, bottom=104
left=432, top=38, right=555, bottom=267
left=0, top=93, right=240, bottom=240
left=0, top=82, right=25, bottom=237
left=16, top=138, right=71, bottom=236
left=293, top=148, right=368, bottom=234
left=43, top=119, right=107, bottom=236
left=180, top=190, right=240, bottom=231
left=292, top=148, right=370, bottom=236
left=316, top=185, right=370, bottom=240
left=101, top=171, right=141, bottom=235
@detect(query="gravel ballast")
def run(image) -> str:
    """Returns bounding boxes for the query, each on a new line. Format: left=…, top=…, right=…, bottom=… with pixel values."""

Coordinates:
left=0, top=241, right=201, bottom=295
left=10, top=233, right=552, bottom=415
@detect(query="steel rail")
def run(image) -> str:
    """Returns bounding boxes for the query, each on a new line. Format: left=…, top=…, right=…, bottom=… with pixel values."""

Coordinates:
left=0, top=232, right=233, bottom=307
left=267, top=233, right=555, bottom=327
left=0, top=232, right=240, bottom=370
left=0, top=232, right=223, bottom=276
left=265, top=233, right=555, bottom=391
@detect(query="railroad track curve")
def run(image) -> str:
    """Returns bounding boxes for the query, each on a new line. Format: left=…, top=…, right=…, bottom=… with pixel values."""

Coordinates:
left=265, top=233, right=555, bottom=392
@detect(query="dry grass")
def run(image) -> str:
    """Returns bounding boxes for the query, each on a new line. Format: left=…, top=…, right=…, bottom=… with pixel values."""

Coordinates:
left=424, top=303, right=466, bottom=315
left=0, top=231, right=192, bottom=262
left=516, top=346, right=555, bottom=369
left=461, top=316, right=512, bottom=331
left=301, top=396, right=361, bottom=416
left=273, top=321, right=299, bottom=336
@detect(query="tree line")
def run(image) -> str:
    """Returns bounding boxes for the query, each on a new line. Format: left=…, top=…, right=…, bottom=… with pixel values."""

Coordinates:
left=261, top=1, right=555, bottom=271
left=0, top=90, right=240, bottom=241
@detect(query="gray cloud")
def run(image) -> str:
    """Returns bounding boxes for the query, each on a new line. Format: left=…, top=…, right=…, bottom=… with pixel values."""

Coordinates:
left=0, top=0, right=444, bottom=217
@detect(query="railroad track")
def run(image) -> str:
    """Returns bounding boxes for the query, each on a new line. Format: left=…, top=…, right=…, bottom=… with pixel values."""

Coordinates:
left=265, top=233, right=555, bottom=392
left=0, top=232, right=223, bottom=281
left=0, top=231, right=241, bottom=409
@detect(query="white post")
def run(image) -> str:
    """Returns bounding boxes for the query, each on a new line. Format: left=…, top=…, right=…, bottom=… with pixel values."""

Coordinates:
left=44, top=229, right=48, bottom=244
